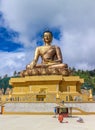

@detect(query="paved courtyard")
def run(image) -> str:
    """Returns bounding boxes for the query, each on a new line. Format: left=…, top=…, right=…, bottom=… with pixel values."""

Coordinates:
left=0, top=115, right=95, bottom=130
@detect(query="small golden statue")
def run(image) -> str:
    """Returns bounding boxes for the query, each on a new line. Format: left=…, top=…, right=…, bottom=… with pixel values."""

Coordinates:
left=20, top=31, right=70, bottom=76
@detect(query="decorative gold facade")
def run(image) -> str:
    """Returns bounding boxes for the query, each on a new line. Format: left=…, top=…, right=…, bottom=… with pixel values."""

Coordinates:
left=9, top=75, right=90, bottom=102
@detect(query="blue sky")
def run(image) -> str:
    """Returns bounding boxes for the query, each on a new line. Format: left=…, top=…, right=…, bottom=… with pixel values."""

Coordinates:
left=0, top=27, right=23, bottom=52
left=0, top=12, right=23, bottom=52
left=0, top=0, right=95, bottom=76
left=0, top=11, right=61, bottom=50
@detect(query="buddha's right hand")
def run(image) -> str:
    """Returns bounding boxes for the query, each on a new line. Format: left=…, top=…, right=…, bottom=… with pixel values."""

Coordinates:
left=26, top=61, right=36, bottom=69
left=26, top=64, right=33, bottom=69
left=26, top=64, right=31, bottom=69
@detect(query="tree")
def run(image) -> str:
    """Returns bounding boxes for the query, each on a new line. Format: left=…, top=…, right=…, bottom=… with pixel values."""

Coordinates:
left=0, top=77, right=12, bottom=94
left=3, top=74, right=8, bottom=78
left=13, top=71, right=17, bottom=77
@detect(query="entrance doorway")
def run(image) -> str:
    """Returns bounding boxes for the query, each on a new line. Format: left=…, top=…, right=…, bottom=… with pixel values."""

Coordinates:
left=36, top=95, right=46, bottom=101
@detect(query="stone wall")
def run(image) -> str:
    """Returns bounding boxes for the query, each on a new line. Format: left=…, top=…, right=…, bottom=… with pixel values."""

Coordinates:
left=4, top=103, right=57, bottom=112
left=65, top=102, right=95, bottom=112
left=4, top=102, right=95, bottom=113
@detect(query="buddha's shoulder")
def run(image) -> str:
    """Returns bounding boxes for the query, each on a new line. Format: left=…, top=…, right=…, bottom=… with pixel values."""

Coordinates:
left=35, top=46, right=45, bottom=53
left=53, top=45, right=60, bottom=49
left=35, top=46, right=42, bottom=50
left=36, top=46, right=44, bottom=51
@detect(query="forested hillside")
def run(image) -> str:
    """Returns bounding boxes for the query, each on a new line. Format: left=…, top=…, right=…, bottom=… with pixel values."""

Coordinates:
left=72, top=68, right=95, bottom=95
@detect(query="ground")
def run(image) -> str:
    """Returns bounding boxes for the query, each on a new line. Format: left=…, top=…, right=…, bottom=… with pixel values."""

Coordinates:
left=0, top=115, right=95, bottom=130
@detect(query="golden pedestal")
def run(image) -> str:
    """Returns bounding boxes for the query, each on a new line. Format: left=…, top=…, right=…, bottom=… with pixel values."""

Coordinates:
left=9, top=75, right=85, bottom=102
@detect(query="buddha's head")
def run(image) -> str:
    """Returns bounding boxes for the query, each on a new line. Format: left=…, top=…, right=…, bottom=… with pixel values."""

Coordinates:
left=43, top=31, right=53, bottom=45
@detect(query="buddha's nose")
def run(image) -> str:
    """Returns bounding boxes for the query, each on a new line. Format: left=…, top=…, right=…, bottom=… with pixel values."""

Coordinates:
left=47, top=37, right=50, bottom=39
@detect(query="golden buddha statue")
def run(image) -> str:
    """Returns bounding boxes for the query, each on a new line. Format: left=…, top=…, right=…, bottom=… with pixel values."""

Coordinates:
left=20, top=31, right=70, bottom=76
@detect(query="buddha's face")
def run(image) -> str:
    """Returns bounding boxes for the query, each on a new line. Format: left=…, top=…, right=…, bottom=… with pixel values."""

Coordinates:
left=43, top=32, right=52, bottom=44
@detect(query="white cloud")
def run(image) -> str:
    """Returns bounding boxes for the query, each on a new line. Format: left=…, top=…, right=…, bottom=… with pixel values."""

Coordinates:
left=0, top=0, right=95, bottom=75
left=59, top=29, right=95, bottom=69
left=0, top=50, right=35, bottom=76
left=76, top=63, right=95, bottom=71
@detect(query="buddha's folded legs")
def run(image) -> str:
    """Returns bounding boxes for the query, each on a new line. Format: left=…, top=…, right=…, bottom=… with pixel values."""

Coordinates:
left=27, top=63, right=68, bottom=69
left=48, top=63, right=68, bottom=69
left=20, top=65, right=70, bottom=77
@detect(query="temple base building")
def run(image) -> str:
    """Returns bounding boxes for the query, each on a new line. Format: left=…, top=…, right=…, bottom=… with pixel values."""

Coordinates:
left=9, top=75, right=91, bottom=102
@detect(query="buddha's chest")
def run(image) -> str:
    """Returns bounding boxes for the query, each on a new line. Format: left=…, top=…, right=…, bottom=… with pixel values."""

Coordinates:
left=39, top=46, right=56, bottom=55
